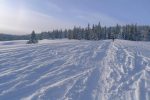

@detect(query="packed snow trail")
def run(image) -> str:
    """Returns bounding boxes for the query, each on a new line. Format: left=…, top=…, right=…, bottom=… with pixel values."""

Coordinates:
left=0, top=39, right=149, bottom=100
left=100, top=40, right=150, bottom=100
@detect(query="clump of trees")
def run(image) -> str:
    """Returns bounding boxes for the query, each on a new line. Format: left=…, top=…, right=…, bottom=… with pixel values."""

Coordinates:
left=37, top=23, right=150, bottom=41
left=27, top=30, right=38, bottom=44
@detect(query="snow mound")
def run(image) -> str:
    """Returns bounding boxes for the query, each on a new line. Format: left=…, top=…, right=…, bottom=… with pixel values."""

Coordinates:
left=0, top=39, right=150, bottom=100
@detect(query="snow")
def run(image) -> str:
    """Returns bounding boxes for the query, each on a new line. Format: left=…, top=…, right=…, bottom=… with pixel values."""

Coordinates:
left=0, top=39, right=150, bottom=100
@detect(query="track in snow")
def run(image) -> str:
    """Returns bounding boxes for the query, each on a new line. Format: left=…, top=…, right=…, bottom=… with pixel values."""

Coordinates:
left=0, top=39, right=150, bottom=100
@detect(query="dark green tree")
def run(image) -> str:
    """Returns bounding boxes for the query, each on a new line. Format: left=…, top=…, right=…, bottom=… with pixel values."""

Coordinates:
left=27, top=30, right=38, bottom=44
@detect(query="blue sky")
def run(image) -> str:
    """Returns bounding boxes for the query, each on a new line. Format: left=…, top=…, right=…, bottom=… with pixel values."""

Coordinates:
left=0, top=0, right=150, bottom=34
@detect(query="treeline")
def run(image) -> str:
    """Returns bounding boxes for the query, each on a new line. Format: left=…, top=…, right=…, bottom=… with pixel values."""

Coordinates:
left=1, top=23, right=150, bottom=41
left=38, top=23, right=150, bottom=41
left=0, top=34, right=30, bottom=41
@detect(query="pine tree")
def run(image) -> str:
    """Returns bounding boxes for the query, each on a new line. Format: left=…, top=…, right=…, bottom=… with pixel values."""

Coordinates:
left=27, top=30, right=38, bottom=44
left=97, top=22, right=102, bottom=40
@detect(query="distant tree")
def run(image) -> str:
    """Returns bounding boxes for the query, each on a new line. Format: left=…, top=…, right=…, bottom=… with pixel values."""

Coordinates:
left=114, top=24, right=121, bottom=38
left=68, top=29, right=73, bottom=39
left=96, top=22, right=102, bottom=39
left=148, top=30, right=150, bottom=41
left=27, top=30, right=38, bottom=44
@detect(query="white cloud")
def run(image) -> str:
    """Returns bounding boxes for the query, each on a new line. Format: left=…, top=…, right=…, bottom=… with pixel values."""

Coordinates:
left=0, top=4, right=74, bottom=34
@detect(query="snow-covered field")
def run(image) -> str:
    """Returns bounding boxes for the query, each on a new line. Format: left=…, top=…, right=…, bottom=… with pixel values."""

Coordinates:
left=0, top=39, right=150, bottom=100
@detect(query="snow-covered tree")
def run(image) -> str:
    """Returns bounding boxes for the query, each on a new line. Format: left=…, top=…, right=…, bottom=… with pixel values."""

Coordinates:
left=27, top=30, right=38, bottom=44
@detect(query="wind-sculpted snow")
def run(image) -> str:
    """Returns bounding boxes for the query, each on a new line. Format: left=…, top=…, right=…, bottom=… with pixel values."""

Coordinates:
left=0, top=39, right=149, bottom=100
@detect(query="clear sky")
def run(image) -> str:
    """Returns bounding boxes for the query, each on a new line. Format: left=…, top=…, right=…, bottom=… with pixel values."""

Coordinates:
left=0, top=0, right=150, bottom=34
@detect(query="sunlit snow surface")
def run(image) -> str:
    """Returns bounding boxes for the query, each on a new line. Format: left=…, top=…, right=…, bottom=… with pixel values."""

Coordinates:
left=0, top=39, right=150, bottom=100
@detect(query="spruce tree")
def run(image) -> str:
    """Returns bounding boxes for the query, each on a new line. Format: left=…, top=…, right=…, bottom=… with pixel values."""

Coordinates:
left=27, top=30, right=38, bottom=44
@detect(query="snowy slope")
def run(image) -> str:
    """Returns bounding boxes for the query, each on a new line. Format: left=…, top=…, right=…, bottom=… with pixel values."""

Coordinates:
left=0, top=39, right=150, bottom=100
